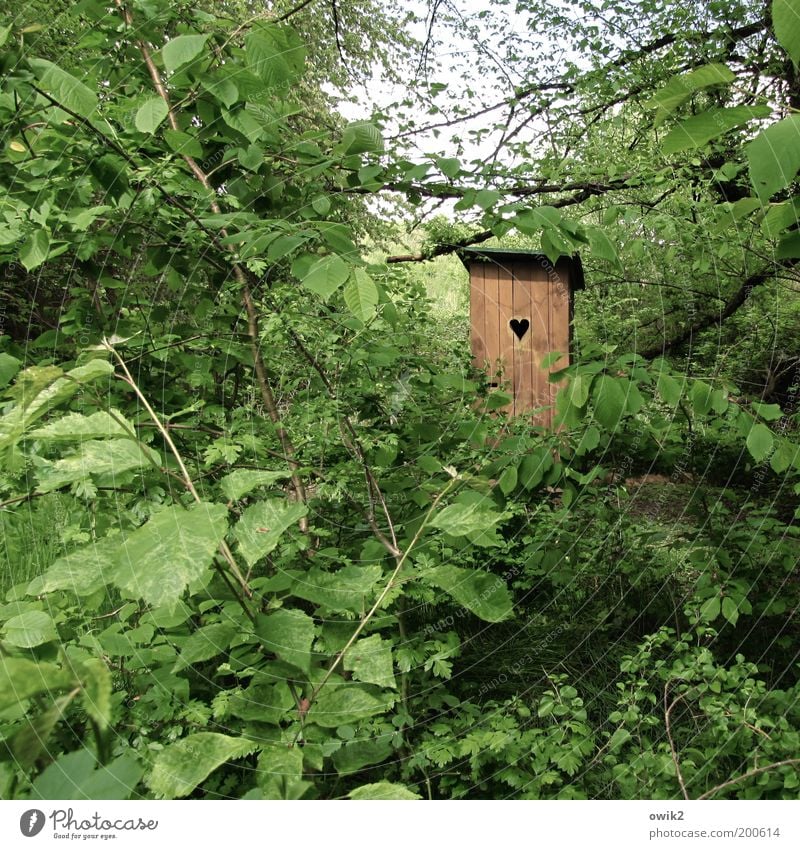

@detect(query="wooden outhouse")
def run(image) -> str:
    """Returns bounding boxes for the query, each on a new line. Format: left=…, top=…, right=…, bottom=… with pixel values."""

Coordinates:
left=459, top=248, right=584, bottom=425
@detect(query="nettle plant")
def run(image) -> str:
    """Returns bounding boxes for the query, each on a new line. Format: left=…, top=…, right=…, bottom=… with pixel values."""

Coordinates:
left=1, top=2, right=800, bottom=801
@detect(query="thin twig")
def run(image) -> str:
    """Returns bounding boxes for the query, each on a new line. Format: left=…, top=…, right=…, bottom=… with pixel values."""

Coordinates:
left=664, top=682, right=690, bottom=800
left=697, top=758, right=800, bottom=800
left=104, top=341, right=254, bottom=613
left=300, top=477, right=459, bottom=736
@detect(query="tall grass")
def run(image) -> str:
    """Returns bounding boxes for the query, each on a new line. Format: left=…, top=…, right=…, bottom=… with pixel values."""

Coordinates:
left=0, top=495, right=70, bottom=595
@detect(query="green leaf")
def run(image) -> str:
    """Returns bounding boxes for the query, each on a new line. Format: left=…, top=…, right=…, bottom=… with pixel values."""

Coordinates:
left=721, top=596, right=740, bottom=626
left=256, top=746, right=310, bottom=799
left=647, top=64, right=735, bottom=125
left=0, top=658, right=74, bottom=711
left=587, top=227, right=620, bottom=265
left=748, top=115, right=800, bottom=200
left=256, top=609, right=316, bottom=674
left=608, top=727, right=632, bottom=752
left=752, top=401, right=783, bottom=421
left=148, top=733, right=259, bottom=799
left=775, top=232, right=800, bottom=258
left=36, top=438, right=159, bottom=493
left=20, top=229, right=50, bottom=271
left=29, top=58, right=98, bottom=119
left=424, top=565, right=513, bottom=622
left=429, top=501, right=502, bottom=536
left=77, top=658, right=112, bottom=730
left=770, top=439, right=797, bottom=473
left=514, top=206, right=562, bottom=232
left=343, top=634, right=396, bottom=689
left=774, top=0, right=800, bottom=65
left=234, top=499, right=307, bottom=567
left=135, top=97, right=169, bottom=134
left=474, top=189, right=501, bottom=210
left=301, top=255, right=350, bottom=300
left=228, top=676, right=294, bottom=723
left=699, top=596, right=721, bottom=622
left=592, top=375, right=627, bottom=431
left=566, top=373, right=590, bottom=408
left=343, top=269, right=379, bottom=322
left=32, top=751, right=142, bottom=800
left=662, top=106, right=770, bottom=154
left=162, top=34, right=208, bottom=74
left=28, top=409, right=132, bottom=441
left=291, top=565, right=382, bottom=613
left=574, top=426, right=601, bottom=456
left=518, top=449, right=553, bottom=489
left=31, top=751, right=143, bottom=800
left=33, top=534, right=119, bottom=597
left=348, top=781, right=421, bottom=800
left=219, top=469, right=289, bottom=501
left=333, top=738, right=393, bottom=776
left=310, top=684, right=390, bottom=727
left=761, top=198, right=800, bottom=237
left=9, top=691, right=78, bottom=769
left=657, top=373, right=683, bottom=406
left=312, top=195, right=331, bottom=215
left=341, top=121, right=383, bottom=154
left=174, top=622, right=239, bottom=670
left=498, top=464, right=518, bottom=495
left=163, top=129, right=203, bottom=158
left=691, top=381, right=713, bottom=416
left=111, top=502, right=228, bottom=609
left=746, top=422, right=774, bottom=463
left=436, top=156, right=461, bottom=179
left=267, top=233, right=306, bottom=261
left=2, top=610, right=57, bottom=648
left=0, top=353, right=20, bottom=388
left=245, top=23, right=306, bottom=86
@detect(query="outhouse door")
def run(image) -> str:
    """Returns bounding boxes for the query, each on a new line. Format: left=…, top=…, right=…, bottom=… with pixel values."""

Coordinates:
left=463, top=249, right=582, bottom=427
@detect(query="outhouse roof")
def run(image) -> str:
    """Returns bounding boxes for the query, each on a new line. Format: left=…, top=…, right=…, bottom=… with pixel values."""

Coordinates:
left=457, top=246, right=585, bottom=290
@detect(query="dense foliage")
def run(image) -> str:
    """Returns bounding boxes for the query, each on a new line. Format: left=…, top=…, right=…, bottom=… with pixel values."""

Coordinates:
left=0, top=0, right=799, bottom=800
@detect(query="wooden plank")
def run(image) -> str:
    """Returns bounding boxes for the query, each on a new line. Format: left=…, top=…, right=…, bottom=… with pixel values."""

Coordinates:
left=495, top=261, right=514, bottom=413
left=548, top=259, right=572, bottom=426
left=512, top=261, right=534, bottom=416
left=529, top=260, right=551, bottom=424
left=469, top=262, right=487, bottom=375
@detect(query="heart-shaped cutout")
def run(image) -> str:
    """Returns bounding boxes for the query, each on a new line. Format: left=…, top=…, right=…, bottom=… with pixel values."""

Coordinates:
left=509, top=318, right=530, bottom=340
